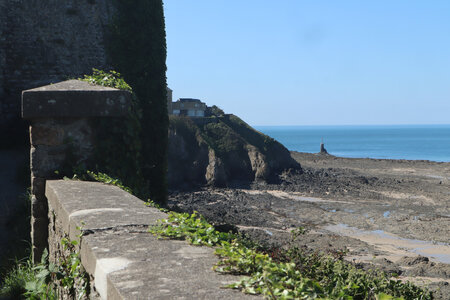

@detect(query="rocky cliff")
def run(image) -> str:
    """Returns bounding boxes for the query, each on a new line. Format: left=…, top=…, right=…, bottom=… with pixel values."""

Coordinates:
left=168, top=114, right=301, bottom=189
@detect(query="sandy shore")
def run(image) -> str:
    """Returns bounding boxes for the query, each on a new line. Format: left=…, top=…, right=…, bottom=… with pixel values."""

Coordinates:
left=169, top=152, right=450, bottom=299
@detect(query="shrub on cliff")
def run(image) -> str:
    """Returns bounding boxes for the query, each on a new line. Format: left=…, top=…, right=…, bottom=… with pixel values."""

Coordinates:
left=168, top=113, right=301, bottom=188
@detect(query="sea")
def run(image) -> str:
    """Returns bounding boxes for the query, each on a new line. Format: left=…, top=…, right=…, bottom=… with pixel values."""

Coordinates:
left=254, top=125, right=450, bottom=162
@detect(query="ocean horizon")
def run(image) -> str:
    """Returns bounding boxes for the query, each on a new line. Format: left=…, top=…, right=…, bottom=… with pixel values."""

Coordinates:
left=254, top=124, right=450, bottom=162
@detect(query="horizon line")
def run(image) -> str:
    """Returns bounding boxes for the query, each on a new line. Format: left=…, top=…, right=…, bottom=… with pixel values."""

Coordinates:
left=252, top=123, right=450, bottom=127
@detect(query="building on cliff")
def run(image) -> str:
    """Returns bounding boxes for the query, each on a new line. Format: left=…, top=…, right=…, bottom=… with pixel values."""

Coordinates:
left=170, top=98, right=207, bottom=117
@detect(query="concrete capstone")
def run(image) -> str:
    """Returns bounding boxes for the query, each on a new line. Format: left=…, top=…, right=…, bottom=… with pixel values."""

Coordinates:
left=46, top=180, right=257, bottom=299
left=22, top=80, right=131, bottom=119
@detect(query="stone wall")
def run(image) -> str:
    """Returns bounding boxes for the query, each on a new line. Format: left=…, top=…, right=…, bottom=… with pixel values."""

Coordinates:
left=22, top=79, right=131, bottom=261
left=23, top=80, right=255, bottom=300
left=0, top=0, right=115, bottom=141
left=0, top=0, right=7, bottom=128
left=45, top=180, right=254, bottom=300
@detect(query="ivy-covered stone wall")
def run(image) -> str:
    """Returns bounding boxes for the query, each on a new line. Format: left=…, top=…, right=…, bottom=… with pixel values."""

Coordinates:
left=2, top=0, right=168, bottom=202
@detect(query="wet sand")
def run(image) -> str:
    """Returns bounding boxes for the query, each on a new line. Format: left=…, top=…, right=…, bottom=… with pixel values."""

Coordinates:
left=169, top=152, right=450, bottom=298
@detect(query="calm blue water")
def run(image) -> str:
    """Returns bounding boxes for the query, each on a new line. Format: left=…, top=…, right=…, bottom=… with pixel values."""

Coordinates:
left=254, top=125, right=450, bottom=162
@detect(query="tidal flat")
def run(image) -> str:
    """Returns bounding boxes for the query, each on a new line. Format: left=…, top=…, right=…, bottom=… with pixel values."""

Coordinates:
left=169, top=152, right=450, bottom=299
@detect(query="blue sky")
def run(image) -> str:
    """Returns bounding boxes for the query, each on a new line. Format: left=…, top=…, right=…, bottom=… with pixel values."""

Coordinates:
left=164, top=1, right=450, bottom=126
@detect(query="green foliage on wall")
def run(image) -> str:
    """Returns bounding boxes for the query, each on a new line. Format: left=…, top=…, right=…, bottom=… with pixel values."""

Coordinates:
left=80, top=69, right=149, bottom=198
left=150, top=211, right=433, bottom=300
left=108, top=0, right=168, bottom=204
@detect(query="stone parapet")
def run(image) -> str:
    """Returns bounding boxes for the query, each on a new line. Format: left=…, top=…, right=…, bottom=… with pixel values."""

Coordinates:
left=46, top=180, right=254, bottom=300
left=22, top=80, right=131, bottom=261
left=22, top=80, right=130, bottom=119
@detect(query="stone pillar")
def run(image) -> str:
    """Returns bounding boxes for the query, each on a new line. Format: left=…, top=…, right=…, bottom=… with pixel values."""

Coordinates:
left=22, top=80, right=130, bottom=262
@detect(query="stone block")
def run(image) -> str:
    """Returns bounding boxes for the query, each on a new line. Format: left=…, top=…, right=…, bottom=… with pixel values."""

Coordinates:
left=31, top=195, right=48, bottom=217
left=31, top=176, right=46, bottom=197
left=45, top=180, right=255, bottom=299
left=31, top=216, right=49, bottom=262
left=30, top=121, right=65, bottom=146
left=30, top=118, right=94, bottom=164
left=30, top=144, right=67, bottom=178
left=22, top=80, right=131, bottom=119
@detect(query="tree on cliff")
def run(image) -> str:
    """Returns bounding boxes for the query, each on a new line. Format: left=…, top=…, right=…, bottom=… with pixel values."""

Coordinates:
left=108, top=0, right=168, bottom=204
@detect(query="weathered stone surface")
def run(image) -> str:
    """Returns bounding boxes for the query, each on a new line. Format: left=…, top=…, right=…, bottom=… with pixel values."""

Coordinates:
left=246, top=145, right=269, bottom=180
left=31, top=195, right=47, bottom=217
left=30, top=123, right=65, bottom=146
left=29, top=117, right=96, bottom=179
left=31, top=216, right=49, bottom=261
left=22, top=80, right=131, bottom=119
left=46, top=180, right=257, bottom=299
left=26, top=108, right=98, bottom=262
left=31, top=176, right=46, bottom=197
left=46, top=180, right=167, bottom=242
left=82, top=233, right=255, bottom=300
left=0, top=0, right=115, bottom=133
left=30, top=145, right=67, bottom=178
left=206, top=149, right=227, bottom=187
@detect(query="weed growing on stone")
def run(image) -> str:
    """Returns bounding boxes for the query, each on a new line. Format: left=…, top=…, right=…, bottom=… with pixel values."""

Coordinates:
left=149, top=211, right=432, bottom=300
left=0, top=257, right=37, bottom=299
left=81, top=69, right=132, bottom=92
left=85, top=171, right=133, bottom=194
left=145, top=199, right=169, bottom=213
left=0, top=231, right=88, bottom=299
left=58, top=225, right=89, bottom=299
left=149, top=211, right=234, bottom=246
left=22, top=249, right=58, bottom=299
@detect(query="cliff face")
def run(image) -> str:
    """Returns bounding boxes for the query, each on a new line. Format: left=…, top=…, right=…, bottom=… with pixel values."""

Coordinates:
left=168, top=115, right=301, bottom=189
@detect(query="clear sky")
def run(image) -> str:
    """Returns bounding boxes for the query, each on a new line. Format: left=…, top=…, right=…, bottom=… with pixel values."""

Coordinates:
left=163, top=1, right=450, bottom=126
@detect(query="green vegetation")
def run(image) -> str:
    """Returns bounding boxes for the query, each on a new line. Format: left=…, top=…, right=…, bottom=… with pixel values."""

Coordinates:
left=84, top=170, right=133, bottom=194
left=108, top=0, right=168, bottom=204
left=77, top=0, right=170, bottom=204
left=170, top=113, right=292, bottom=161
left=79, top=69, right=148, bottom=200
left=168, top=113, right=299, bottom=185
left=0, top=234, right=88, bottom=299
left=202, top=121, right=244, bottom=156
left=168, top=115, right=207, bottom=154
left=149, top=211, right=234, bottom=246
left=81, top=69, right=132, bottom=91
left=221, top=114, right=278, bottom=152
left=0, top=258, right=36, bottom=299
left=206, top=105, right=225, bottom=117
left=150, top=211, right=432, bottom=300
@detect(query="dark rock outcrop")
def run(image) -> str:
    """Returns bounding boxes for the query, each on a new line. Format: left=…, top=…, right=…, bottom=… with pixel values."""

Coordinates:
left=168, top=115, right=301, bottom=189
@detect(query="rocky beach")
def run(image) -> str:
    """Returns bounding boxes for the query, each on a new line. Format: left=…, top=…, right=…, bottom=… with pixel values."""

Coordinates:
left=169, top=152, right=450, bottom=299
